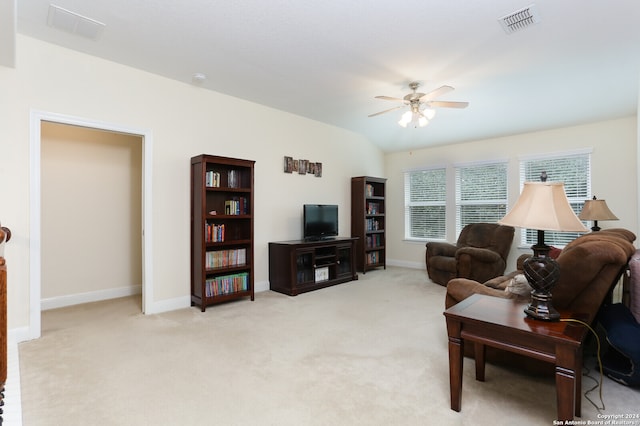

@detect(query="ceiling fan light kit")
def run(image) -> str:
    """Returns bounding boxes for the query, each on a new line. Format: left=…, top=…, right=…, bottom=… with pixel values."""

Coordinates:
left=369, top=81, right=468, bottom=128
left=398, top=109, right=432, bottom=128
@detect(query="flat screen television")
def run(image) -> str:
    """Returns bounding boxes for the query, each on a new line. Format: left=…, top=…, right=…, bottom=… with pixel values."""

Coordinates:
left=303, top=204, right=338, bottom=241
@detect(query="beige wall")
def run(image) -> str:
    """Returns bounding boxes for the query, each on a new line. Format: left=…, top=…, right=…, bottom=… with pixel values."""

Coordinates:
left=0, top=35, right=384, bottom=334
left=385, top=116, right=638, bottom=271
left=2, top=34, right=637, bottom=337
left=41, top=122, right=142, bottom=303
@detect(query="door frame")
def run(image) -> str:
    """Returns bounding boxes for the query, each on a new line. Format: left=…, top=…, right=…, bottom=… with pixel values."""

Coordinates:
left=29, top=110, right=153, bottom=339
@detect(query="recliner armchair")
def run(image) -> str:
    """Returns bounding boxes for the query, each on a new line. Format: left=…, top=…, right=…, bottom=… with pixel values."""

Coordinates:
left=426, top=223, right=515, bottom=286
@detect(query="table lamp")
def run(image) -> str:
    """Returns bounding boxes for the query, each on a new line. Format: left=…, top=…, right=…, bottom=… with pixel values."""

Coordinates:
left=499, top=178, right=588, bottom=321
left=578, top=196, right=618, bottom=232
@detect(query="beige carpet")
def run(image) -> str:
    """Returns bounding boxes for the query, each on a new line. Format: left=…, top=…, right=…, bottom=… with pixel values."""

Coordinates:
left=18, top=267, right=639, bottom=425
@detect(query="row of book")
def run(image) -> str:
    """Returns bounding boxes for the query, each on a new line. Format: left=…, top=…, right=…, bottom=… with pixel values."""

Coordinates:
left=206, top=248, right=247, bottom=269
left=205, top=272, right=249, bottom=297
left=365, top=218, right=381, bottom=231
left=205, top=170, right=242, bottom=188
left=205, top=223, right=225, bottom=242
left=205, top=171, right=221, bottom=187
left=366, top=234, right=383, bottom=248
left=365, top=183, right=375, bottom=197
left=367, top=202, right=381, bottom=215
left=366, top=251, right=381, bottom=265
left=225, top=197, right=248, bottom=215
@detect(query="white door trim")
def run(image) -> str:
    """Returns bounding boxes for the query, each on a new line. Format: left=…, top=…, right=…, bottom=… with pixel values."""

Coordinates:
left=29, top=110, right=153, bottom=339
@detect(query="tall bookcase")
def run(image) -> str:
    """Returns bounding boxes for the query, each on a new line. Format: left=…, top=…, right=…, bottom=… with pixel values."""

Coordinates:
left=351, top=176, right=386, bottom=273
left=191, top=154, right=255, bottom=311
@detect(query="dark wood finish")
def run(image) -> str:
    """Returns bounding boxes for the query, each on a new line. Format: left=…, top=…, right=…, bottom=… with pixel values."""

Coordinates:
left=443, top=294, right=588, bottom=421
left=351, top=176, right=386, bottom=273
left=191, top=155, right=255, bottom=311
left=269, top=237, right=358, bottom=296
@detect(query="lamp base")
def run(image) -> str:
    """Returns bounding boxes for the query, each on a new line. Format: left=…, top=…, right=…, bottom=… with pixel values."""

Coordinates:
left=522, top=250, right=561, bottom=322
left=524, top=290, right=560, bottom=321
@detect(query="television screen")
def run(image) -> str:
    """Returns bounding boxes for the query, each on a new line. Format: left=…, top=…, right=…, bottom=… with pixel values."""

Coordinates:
left=303, top=204, right=338, bottom=240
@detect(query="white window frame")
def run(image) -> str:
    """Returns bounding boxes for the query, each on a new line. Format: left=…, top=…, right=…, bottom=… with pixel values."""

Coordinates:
left=404, top=167, right=446, bottom=241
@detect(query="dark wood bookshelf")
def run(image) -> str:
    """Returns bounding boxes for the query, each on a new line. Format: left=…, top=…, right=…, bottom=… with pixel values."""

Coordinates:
left=351, top=176, right=386, bottom=273
left=191, top=154, right=255, bottom=311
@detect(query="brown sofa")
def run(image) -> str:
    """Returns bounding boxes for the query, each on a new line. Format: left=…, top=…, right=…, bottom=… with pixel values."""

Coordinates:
left=426, top=223, right=515, bottom=286
left=445, top=228, right=637, bottom=371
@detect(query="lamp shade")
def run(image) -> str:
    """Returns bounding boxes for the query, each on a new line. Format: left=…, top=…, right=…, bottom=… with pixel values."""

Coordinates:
left=499, top=182, right=588, bottom=232
left=578, top=198, right=618, bottom=221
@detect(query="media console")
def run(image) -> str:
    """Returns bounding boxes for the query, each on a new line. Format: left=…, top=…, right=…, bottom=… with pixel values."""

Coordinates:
left=269, top=237, right=358, bottom=296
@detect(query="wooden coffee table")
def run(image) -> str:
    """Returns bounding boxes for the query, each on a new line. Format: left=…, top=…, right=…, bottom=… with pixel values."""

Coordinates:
left=443, top=294, right=589, bottom=421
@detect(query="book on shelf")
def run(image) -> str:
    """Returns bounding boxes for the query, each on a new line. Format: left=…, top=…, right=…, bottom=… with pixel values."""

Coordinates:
left=205, top=272, right=249, bottom=297
left=367, top=202, right=380, bottom=214
left=366, top=251, right=379, bottom=265
left=205, top=171, right=221, bottom=187
left=227, top=169, right=240, bottom=188
left=366, top=234, right=382, bottom=248
left=366, top=183, right=374, bottom=197
left=205, top=222, right=225, bottom=242
left=365, top=218, right=380, bottom=231
left=224, top=197, right=248, bottom=215
left=205, top=248, right=247, bottom=269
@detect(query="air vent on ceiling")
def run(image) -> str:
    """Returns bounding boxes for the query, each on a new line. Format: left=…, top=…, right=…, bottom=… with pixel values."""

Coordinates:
left=498, top=4, right=540, bottom=34
left=47, top=4, right=105, bottom=40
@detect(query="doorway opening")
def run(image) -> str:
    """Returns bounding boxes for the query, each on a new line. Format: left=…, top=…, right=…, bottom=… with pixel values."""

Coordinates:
left=29, top=110, right=153, bottom=340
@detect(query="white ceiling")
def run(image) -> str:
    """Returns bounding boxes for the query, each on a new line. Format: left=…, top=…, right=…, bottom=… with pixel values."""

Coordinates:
left=10, top=0, right=640, bottom=152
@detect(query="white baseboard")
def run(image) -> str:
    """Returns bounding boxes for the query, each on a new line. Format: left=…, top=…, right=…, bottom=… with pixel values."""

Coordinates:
left=24, top=279, right=271, bottom=341
left=8, top=326, right=31, bottom=344
left=41, top=285, right=142, bottom=311
left=145, top=295, right=191, bottom=315
left=386, top=259, right=425, bottom=270
left=147, top=280, right=270, bottom=314
left=39, top=279, right=272, bottom=316
left=255, top=279, right=270, bottom=293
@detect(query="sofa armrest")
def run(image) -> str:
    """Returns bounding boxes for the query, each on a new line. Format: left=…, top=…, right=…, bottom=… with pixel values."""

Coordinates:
left=484, top=269, right=523, bottom=290
left=426, top=241, right=458, bottom=257
left=445, top=278, right=516, bottom=309
left=517, top=254, right=531, bottom=270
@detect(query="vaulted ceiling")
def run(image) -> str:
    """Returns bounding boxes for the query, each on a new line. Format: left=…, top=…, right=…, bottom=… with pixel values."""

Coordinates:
left=7, top=1, right=640, bottom=152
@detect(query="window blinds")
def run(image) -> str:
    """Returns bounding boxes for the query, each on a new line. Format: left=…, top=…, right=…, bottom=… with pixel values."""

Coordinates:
left=520, top=152, right=591, bottom=246
left=404, top=168, right=446, bottom=239
left=455, top=162, right=508, bottom=235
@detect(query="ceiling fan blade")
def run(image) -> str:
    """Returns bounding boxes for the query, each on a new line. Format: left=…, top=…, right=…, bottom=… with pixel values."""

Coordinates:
left=420, top=85, right=454, bottom=101
left=368, top=105, right=405, bottom=117
left=428, top=100, right=469, bottom=109
left=374, top=95, right=405, bottom=102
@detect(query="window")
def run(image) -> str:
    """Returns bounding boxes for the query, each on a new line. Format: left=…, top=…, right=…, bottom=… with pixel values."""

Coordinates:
left=519, top=151, right=591, bottom=246
left=404, top=168, right=446, bottom=240
left=455, top=162, right=508, bottom=235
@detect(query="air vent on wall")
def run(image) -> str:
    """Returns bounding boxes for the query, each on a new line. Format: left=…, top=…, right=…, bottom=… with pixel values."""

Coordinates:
left=498, top=4, right=540, bottom=34
left=47, top=4, right=105, bottom=40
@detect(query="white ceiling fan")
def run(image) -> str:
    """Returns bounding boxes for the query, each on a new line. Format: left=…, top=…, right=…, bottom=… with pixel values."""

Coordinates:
left=369, top=82, right=469, bottom=127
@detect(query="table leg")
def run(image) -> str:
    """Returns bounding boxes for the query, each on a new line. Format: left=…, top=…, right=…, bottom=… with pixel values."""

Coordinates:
left=474, top=342, right=486, bottom=382
left=446, top=319, right=463, bottom=412
left=555, top=345, right=578, bottom=421
left=575, top=348, right=582, bottom=417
